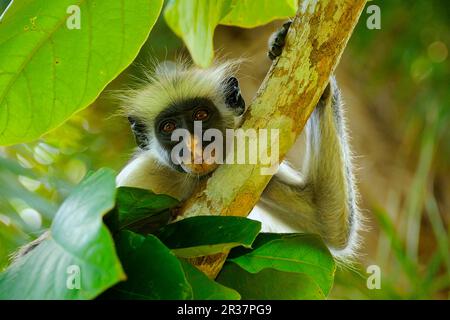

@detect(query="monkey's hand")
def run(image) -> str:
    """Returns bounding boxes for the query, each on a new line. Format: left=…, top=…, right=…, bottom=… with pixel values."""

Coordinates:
left=268, top=21, right=292, bottom=60
left=318, top=79, right=333, bottom=108
left=268, top=20, right=332, bottom=106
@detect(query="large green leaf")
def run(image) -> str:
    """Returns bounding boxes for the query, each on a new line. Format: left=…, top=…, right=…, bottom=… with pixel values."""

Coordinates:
left=0, top=0, right=163, bottom=145
left=217, top=262, right=325, bottom=300
left=115, top=186, right=178, bottom=233
left=164, top=0, right=233, bottom=67
left=101, top=231, right=193, bottom=300
left=0, top=168, right=125, bottom=299
left=180, top=259, right=240, bottom=300
left=155, top=216, right=261, bottom=258
left=221, top=0, right=297, bottom=28
left=228, top=233, right=336, bottom=296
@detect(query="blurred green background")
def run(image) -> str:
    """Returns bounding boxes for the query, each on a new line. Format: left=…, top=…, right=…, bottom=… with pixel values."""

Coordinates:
left=0, top=0, right=449, bottom=299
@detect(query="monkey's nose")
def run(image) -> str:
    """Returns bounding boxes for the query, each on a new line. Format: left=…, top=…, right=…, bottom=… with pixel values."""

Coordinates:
left=180, top=134, right=219, bottom=175
left=187, top=134, right=203, bottom=163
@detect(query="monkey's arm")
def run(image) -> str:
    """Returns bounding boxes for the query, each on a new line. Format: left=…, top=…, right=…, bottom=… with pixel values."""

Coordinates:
left=259, top=78, right=359, bottom=255
left=116, top=152, right=198, bottom=201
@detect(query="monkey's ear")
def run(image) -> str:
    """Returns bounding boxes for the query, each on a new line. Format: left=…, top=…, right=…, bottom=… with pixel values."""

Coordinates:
left=223, top=76, right=245, bottom=116
left=127, top=116, right=149, bottom=149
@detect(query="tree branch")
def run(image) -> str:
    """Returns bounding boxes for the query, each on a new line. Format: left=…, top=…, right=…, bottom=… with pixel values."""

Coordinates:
left=180, top=0, right=367, bottom=278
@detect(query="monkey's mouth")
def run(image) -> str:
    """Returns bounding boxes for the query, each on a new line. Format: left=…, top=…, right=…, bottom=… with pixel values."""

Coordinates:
left=180, top=146, right=220, bottom=176
left=180, top=161, right=219, bottom=176
left=172, top=137, right=221, bottom=176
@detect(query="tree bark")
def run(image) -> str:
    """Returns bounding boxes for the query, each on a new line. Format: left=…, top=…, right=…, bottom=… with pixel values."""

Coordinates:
left=180, top=0, right=367, bottom=279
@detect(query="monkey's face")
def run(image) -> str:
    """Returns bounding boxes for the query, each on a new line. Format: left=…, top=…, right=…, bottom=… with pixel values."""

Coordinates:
left=153, top=97, right=228, bottom=175
left=127, top=75, right=245, bottom=176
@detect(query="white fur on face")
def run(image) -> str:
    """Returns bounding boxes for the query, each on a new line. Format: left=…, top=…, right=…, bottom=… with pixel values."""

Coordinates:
left=116, top=60, right=240, bottom=134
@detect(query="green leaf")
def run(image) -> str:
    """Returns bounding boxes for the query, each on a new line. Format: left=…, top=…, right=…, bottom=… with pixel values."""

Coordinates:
left=164, top=0, right=297, bottom=66
left=221, top=0, right=298, bottom=28
left=101, top=231, right=193, bottom=300
left=217, top=262, right=325, bottom=300
left=0, top=168, right=125, bottom=299
left=0, top=0, right=12, bottom=16
left=0, top=221, right=30, bottom=271
left=0, top=156, right=57, bottom=221
left=180, top=259, right=240, bottom=300
left=115, top=187, right=178, bottom=233
left=228, top=233, right=336, bottom=296
left=0, top=155, right=38, bottom=178
left=155, top=216, right=261, bottom=258
left=164, top=0, right=233, bottom=67
left=0, top=0, right=164, bottom=145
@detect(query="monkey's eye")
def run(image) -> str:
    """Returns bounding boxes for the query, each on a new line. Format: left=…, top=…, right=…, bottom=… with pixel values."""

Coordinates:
left=160, top=120, right=177, bottom=133
left=193, top=109, right=209, bottom=121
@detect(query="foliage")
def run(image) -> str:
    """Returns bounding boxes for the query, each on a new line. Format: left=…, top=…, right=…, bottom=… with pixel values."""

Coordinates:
left=155, top=216, right=261, bottom=258
left=164, top=0, right=233, bottom=68
left=0, top=221, right=29, bottom=270
left=216, top=233, right=336, bottom=299
left=217, top=263, right=326, bottom=299
left=227, top=233, right=335, bottom=296
left=164, top=0, right=297, bottom=67
left=0, top=169, right=124, bottom=299
left=0, top=169, right=336, bottom=300
left=101, top=231, right=193, bottom=300
left=220, top=0, right=297, bottom=28
left=0, top=0, right=163, bottom=145
left=114, top=186, right=178, bottom=233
